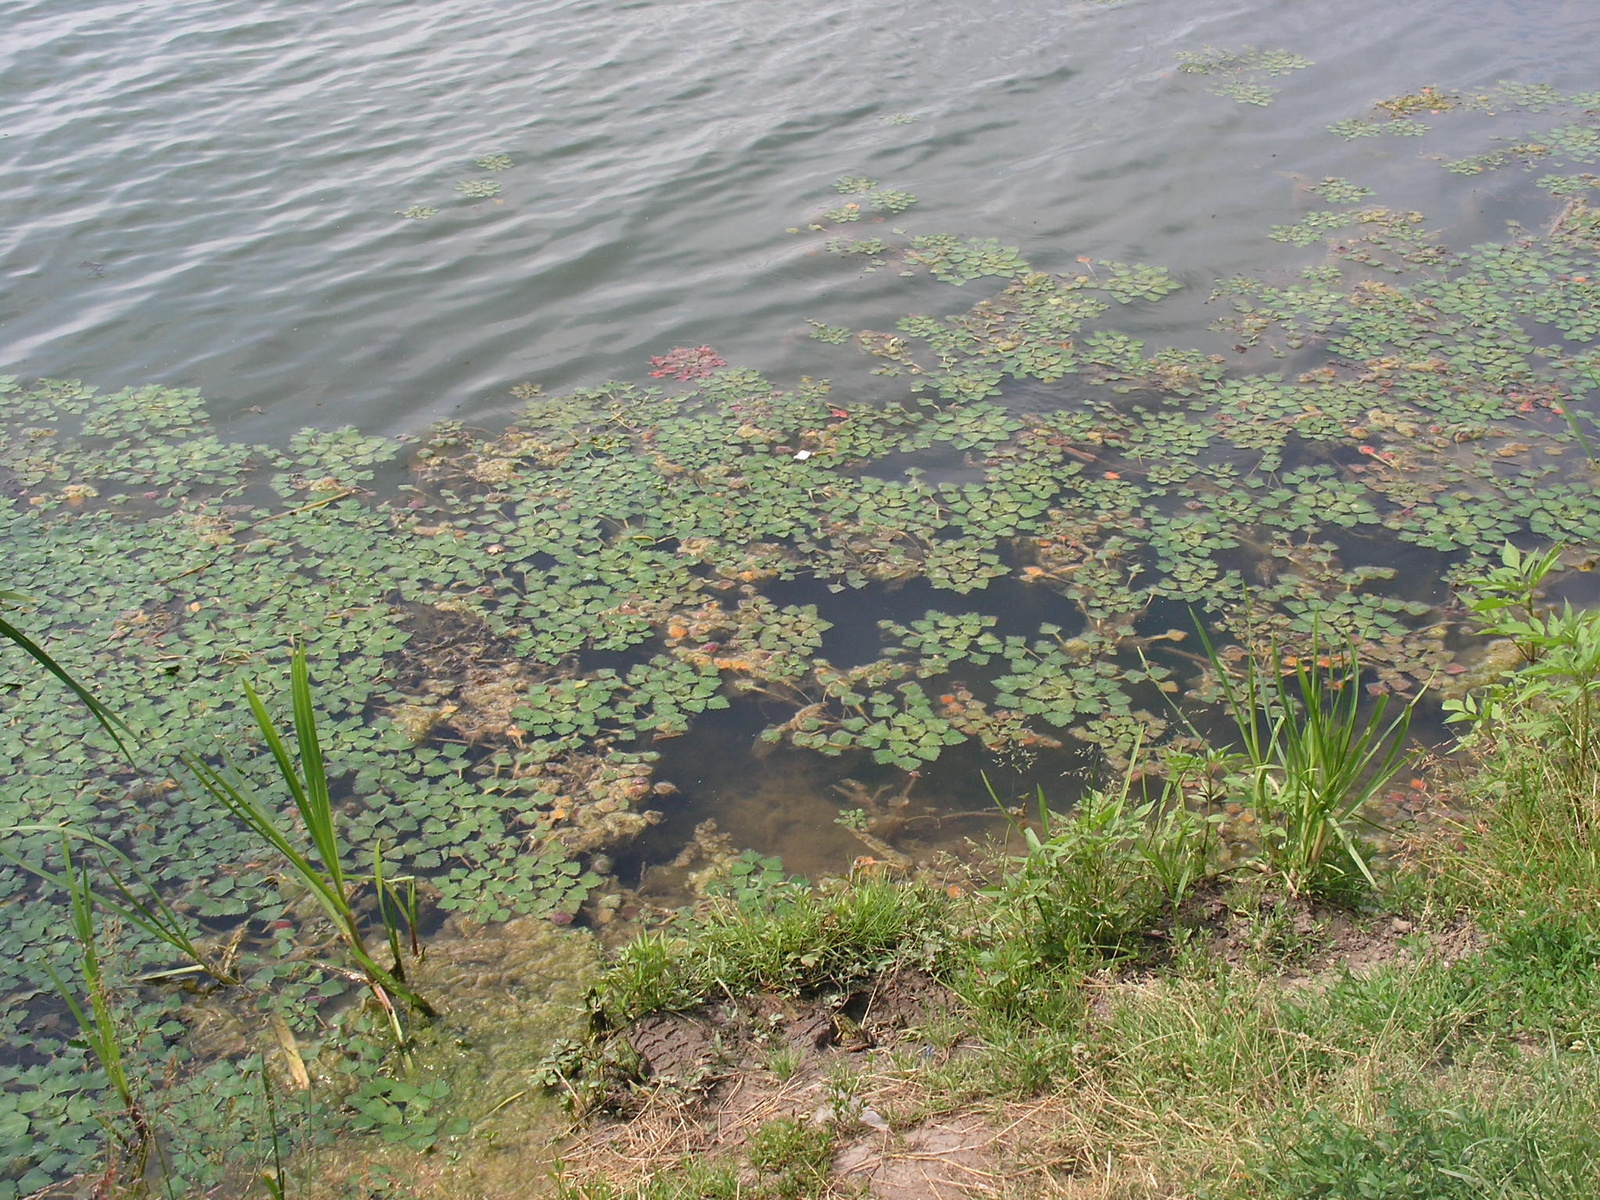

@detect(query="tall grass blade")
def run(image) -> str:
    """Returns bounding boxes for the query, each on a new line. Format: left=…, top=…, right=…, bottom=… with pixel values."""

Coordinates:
left=0, top=613, right=136, bottom=766
left=259, top=1057, right=287, bottom=1200
left=240, top=662, right=344, bottom=899
left=46, top=836, right=168, bottom=1186
left=1560, top=402, right=1597, bottom=462
left=0, top=825, right=238, bottom=984
left=373, top=843, right=404, bottom=974
left=183, top=645, right=435, bottom=1024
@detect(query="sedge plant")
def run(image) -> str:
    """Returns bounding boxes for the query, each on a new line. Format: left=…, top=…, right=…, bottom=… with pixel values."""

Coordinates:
left=0, top=590, right=135, bottom=764
left=2, top=600, right=241, bottom=984
left=1197, top=621, right=1417, bottom=898
left=181, top=645, right=436, bottom=1041
left=1, top=827, right=242, bottom=985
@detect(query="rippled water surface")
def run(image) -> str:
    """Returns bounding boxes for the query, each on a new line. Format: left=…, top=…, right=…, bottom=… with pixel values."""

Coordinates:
left=4, top=0, right=1597, bottom=441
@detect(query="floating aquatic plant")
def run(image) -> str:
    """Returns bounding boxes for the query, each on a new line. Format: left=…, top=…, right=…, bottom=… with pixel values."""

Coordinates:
left=1307, top=177, right=1376, bottom=205
left=1328, top=117, right=1429, bottom=139
left=807, top=321, right=852, bottom=344
left=647, top=345, right=728, bottom=381
left=1176, top=45, right=1311, bottom=106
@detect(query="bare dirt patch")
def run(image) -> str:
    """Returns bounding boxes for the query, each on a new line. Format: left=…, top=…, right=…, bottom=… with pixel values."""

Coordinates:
left=561, top=968, right=1016, bottom=1197
left=1176, top=884, right=1483, bottom=989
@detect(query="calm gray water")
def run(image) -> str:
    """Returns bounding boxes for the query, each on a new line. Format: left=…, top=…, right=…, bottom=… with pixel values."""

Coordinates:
left=4, top=0, right=1598, bottom=444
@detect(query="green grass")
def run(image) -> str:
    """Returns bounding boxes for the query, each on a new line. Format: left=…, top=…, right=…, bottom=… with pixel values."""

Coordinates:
left=555, top=1118, right=836, bottom=1200
left=593, top=876, right=948, bottom=1029
left=747, top=1117, right=836, bottom=1198
left=556, top=1158, right=745, bottom=1200
left=764, top=1045, right=802, bottom=1082
left=565, top=869, right=1600, bottom=1195
left=1254, top=1077, right=1600, bottom=1200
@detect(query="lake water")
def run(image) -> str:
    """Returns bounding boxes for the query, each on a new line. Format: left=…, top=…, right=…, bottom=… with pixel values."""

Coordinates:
left=7, top=0, right=1600, bottom=1191
left=5, top=0, right=1596, bottom=440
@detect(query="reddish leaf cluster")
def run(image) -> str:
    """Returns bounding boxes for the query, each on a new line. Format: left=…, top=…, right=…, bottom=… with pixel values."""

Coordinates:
left=648, top=345, right=727, bottom=381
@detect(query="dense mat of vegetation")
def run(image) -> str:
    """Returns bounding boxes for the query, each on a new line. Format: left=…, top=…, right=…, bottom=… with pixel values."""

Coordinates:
left=3, top=71, right=1600, bottom=1196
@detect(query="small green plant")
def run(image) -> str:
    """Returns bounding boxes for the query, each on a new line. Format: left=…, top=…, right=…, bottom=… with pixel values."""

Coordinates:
left=764, top=1045, right=802, bottom=1082
left=834, top=807, right=868, bottom=832
left=1239, top=895, right=1326, bottom=967
left=45, top=835, right=168, bottom=1190
left=1139, top=800, right=1215, bottom=909
left=821, top=1061, right=865, bottom=1128
left=985, top=748, right=1207, bottom=970
left=1450, top=543, right=1600, bottom=777
left=707, top=850, right=807, bottom=912
left=747, top=1116, right=835, bottom=1198
left=532, top=1037, right=610, bottom=1115
left=344, top=1077, right=467, bottom=1150
left=1148, top=742, right=1235, bottom=903
left=1199, top=623, right=1417, bottom=897
left=1453, top=542, right=1567, bottom=663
